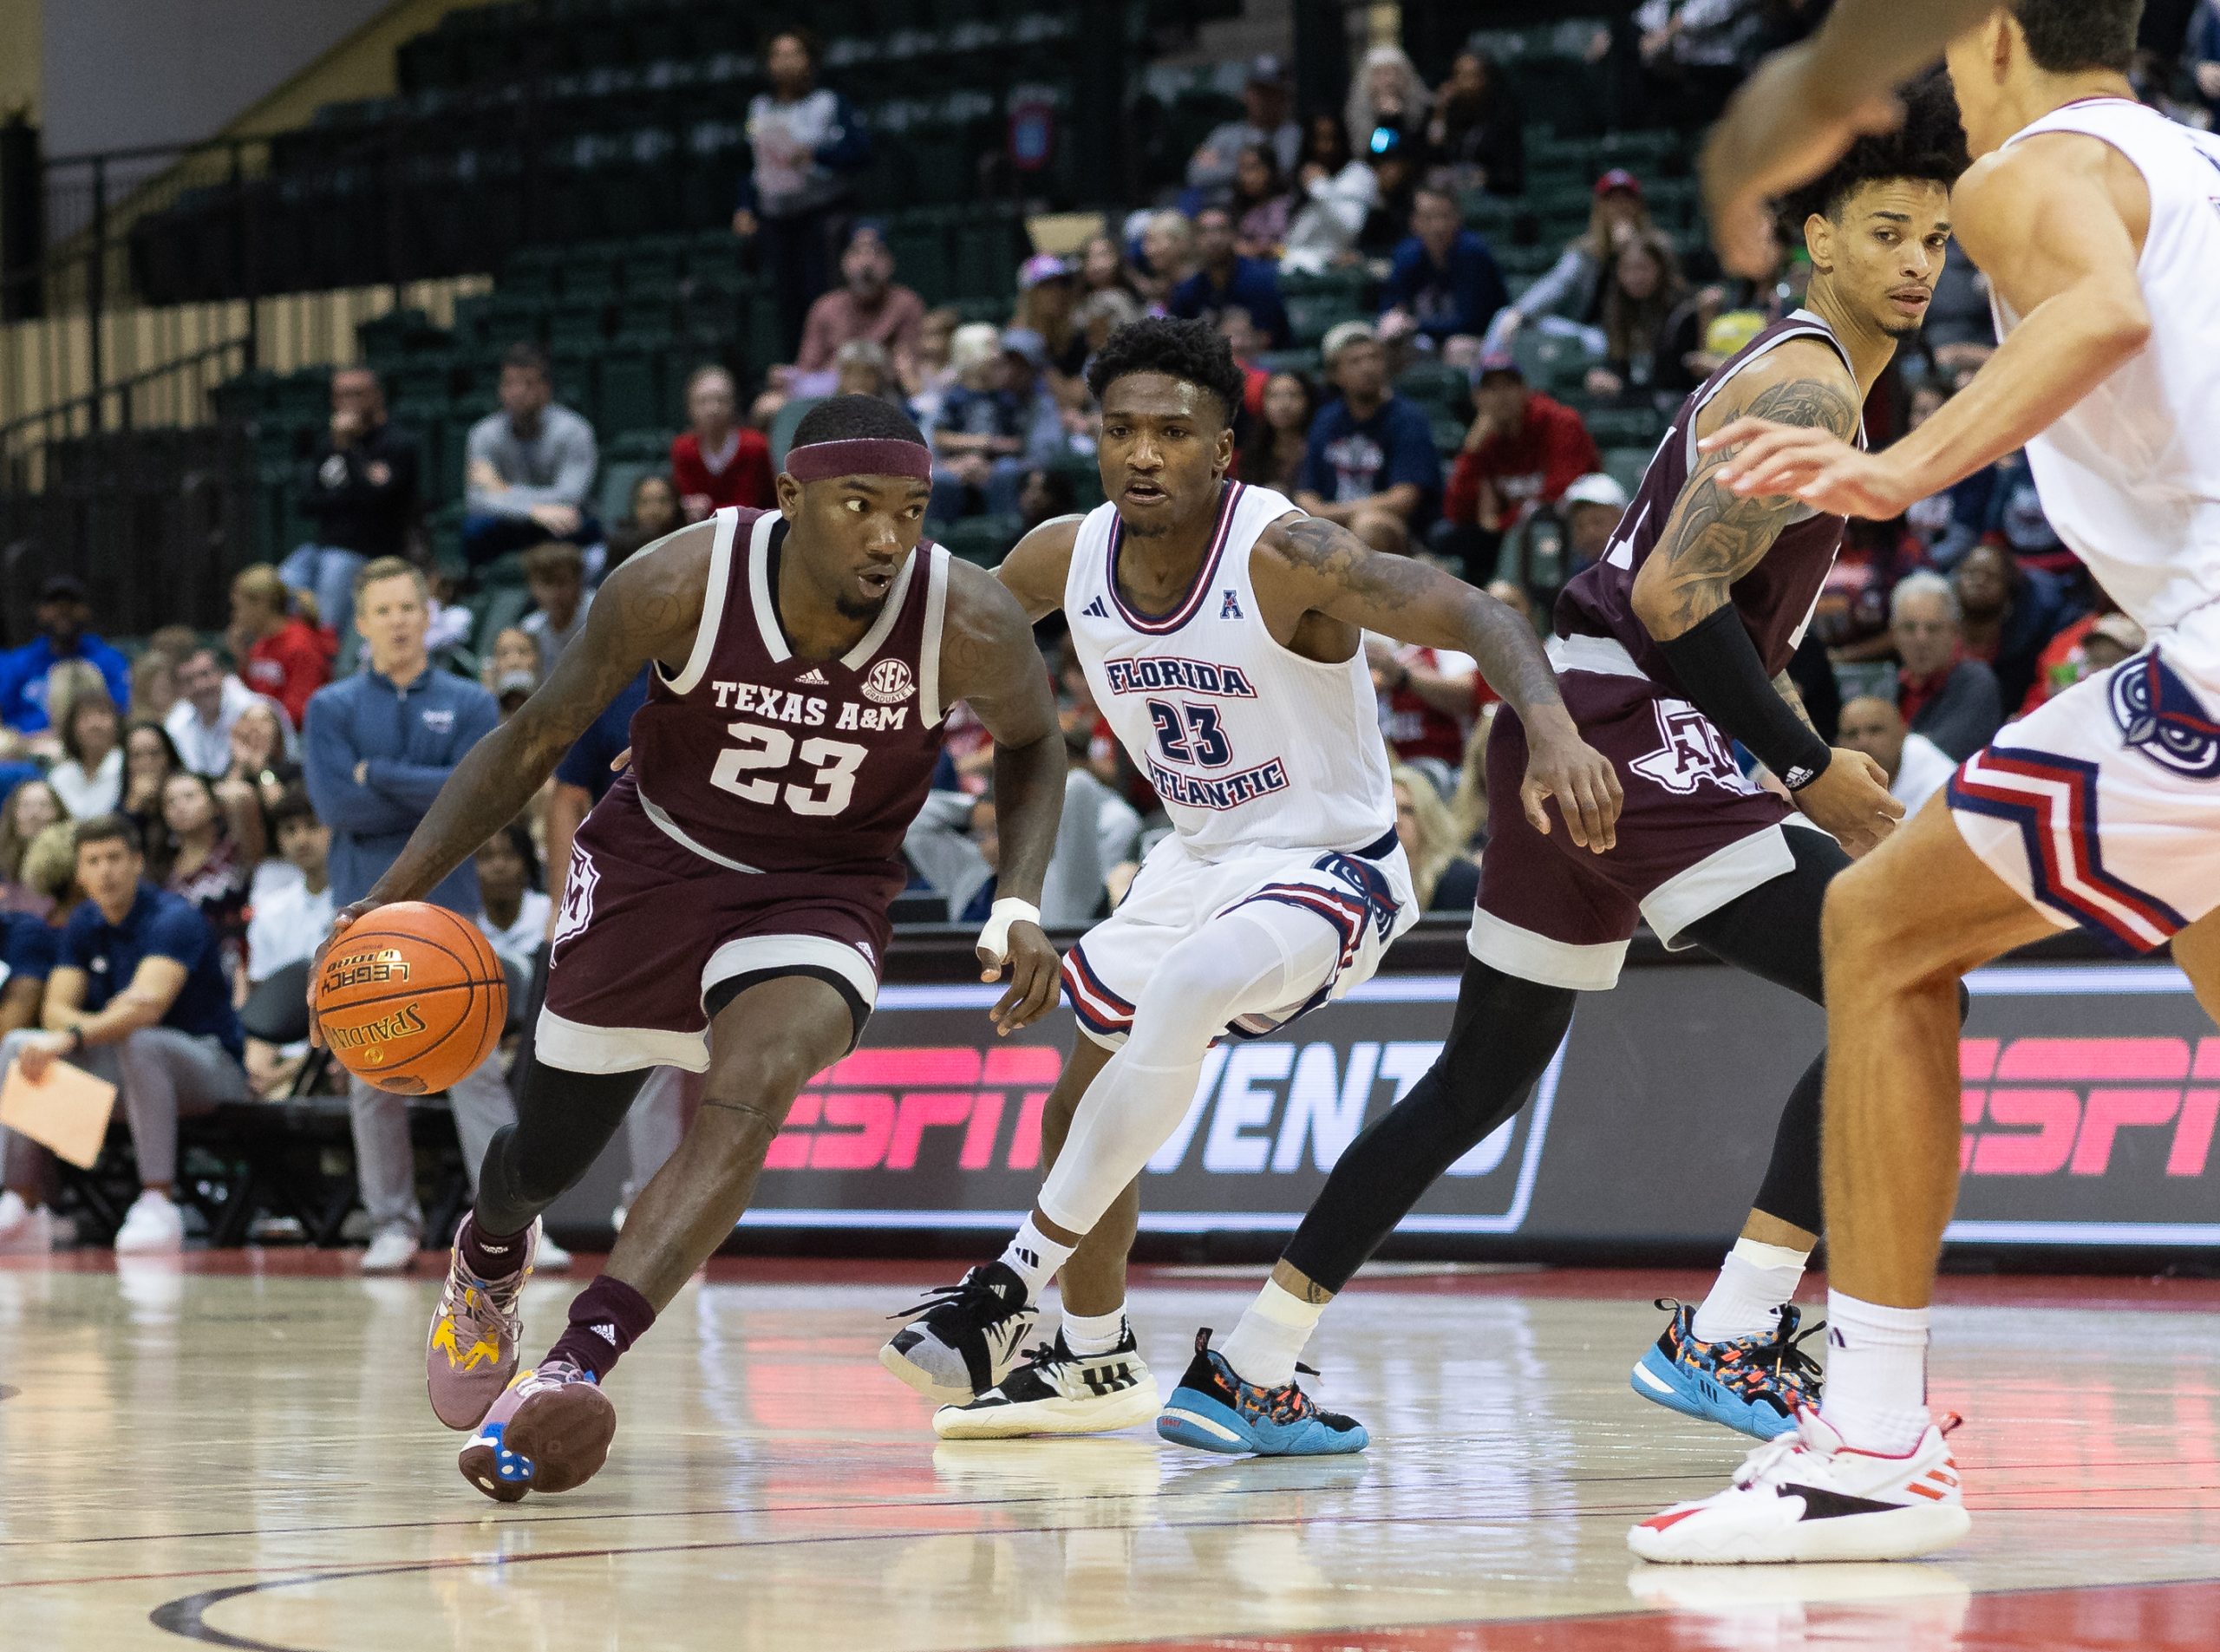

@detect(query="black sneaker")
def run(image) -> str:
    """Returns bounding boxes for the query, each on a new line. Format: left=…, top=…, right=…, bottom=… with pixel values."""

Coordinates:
left=934, top=1325, right=1161, bottom=1439
left=880, top=1262, right=1037, bottom=1406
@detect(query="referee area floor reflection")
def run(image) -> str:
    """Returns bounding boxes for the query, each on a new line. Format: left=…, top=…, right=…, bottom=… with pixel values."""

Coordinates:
left=6, top=1257, right=2220, bottom=1650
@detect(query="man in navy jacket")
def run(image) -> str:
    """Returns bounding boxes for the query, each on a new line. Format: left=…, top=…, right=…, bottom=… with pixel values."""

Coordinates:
left=304, top=558, right=550, bottom=1276
left=1379, top=187, right=1510, bottom=359
left=1169, top=207, right=1293, bottom=349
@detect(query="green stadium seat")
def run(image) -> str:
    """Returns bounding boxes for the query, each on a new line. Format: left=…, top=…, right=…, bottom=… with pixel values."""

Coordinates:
left=1602, top=445, right=1655, bottom=497
left=598, top=347, right=663, bottom=437
left=1286, top=294, right=1364, bottom=349
left=936, top=513, right=1021, bottom=569
left=1581, top=404, right=1668, bottom=448
left=768, top=397, right=824, bottom=469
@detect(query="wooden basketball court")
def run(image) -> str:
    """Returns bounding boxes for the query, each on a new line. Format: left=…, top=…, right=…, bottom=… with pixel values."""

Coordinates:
left=5, top=1254, right=2218, bottom=1649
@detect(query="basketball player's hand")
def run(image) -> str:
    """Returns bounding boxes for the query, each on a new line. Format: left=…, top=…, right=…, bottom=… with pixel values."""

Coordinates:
left=1701, top=419, right=1918, bottom=519
left=1519, top=720, right=1623, bottom=853
left=981, top=923, right=1059, bottom=1036
left=305, top=901, right=381, bottom=1048
left=1791, top=749, right=1905, bottom=859
left=1701, top=43, right=1903, bottom=279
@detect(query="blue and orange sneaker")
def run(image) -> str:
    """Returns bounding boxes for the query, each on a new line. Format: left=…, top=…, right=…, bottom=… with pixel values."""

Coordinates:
left=1630, top=1299, right=1824, bottom=1440
left=1156, top=1329, right=1368, bottom=1457
left=457, top=1358, right=616, bottom=1503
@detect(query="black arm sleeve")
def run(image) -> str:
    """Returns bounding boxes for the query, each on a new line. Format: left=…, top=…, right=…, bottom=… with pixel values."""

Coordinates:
left=1654, top=605, right=1833, bottom=791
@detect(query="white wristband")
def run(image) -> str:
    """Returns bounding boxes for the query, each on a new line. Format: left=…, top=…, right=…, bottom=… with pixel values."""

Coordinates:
left=976, top=897, right=1041, bottom=965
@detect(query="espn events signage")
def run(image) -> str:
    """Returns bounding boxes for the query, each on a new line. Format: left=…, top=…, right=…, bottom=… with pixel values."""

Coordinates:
left=741, top=976, right=1557, bottom=1234
left=739, top=962, right=2217, bottom=1252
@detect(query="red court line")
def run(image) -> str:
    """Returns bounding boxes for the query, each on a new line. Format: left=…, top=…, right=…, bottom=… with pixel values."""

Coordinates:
left=1067, top=1577, right=2220, bottom=1652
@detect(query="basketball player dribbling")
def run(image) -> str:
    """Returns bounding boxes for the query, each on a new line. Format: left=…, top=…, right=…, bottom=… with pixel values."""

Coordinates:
left=1130, top=88, right=1968, bottom=1459
left=878, top=317, right=1623, bottom=1444
left=311, top=396, right=1071, bottom=1502
left=1637, top=0, right=2220, bottom=1562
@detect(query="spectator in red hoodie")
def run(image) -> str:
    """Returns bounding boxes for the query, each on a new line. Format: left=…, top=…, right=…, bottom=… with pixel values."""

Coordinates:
left=670, top=366, right=774, bottom=520
left=1440, top=356, right=1598, bottom=581
left=1444, top=356, right=1600, bottom=536
left=229, top=565, right=335, bottom=732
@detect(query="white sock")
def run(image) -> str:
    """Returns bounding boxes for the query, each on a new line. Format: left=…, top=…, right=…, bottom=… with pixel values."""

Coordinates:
left=1818, top=1290, right=1932, bottom=1454
left=1219, top=1279, right=1329, bottom=1389
left=997, top=1216, right=1075, bottom=1304
left=1061, top=1303, right=1128, bottom=1358
left=1691, top=1237, right=1810, bottom=1343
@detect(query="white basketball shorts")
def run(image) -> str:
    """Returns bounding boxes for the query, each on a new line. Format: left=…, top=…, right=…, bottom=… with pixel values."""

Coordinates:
left=1949, top=644, right=2220, bottom=953
left=1060, top=826, right=1419, bottom=1048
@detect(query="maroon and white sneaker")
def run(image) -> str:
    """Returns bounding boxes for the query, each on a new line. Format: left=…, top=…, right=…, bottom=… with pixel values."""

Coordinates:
left=456, top=1359, right=617, bottom=1504
left=425, top=1217, right=539, bottom=1431
left=1629, top=1407, right=1969, bottom=1564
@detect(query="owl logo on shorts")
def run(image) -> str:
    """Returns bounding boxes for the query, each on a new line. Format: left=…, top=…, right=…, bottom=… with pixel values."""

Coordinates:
left=2109, top=650, right=2220, bottom=780
left=862, top=659, right=915, bottom=705
left=552, top=849, right=598, bottom=952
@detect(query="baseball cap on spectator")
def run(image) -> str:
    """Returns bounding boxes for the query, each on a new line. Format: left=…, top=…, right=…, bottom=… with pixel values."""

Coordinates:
left=38, top=574, right=89, bottom=604
left=1321, top=319, right=1379, bottom=365
left=1247, top=54, right=1289, bottom=88
left=2090, top=613, right=2146, bottom=652
left=1561, top=473, right=1629, bottom=512
left=1000, top=328, right=1051, bottom=370
left=1705, top=310, right=1768, bottom=357
left=1594, top=167, right=1644, bottom=199
left=1018, top=253, right=1071, bottom=290
left=1474, top=349, right=1525, bottom=385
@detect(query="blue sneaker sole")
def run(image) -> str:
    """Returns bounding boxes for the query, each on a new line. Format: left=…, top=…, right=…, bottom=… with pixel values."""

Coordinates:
left=1155, top=1386, right=1370, bottom=1457
left=1629, top=1346, right=1795, bottom=1441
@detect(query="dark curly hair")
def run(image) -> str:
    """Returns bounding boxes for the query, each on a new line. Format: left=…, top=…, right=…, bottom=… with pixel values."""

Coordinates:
left=2011, top=0, right=2142, bottom=74
left=1084, top=317, right=1249, bottom=431
left=789, top=393, right=926, bottom=448
left=1784, top=70, right=1969, bottom=230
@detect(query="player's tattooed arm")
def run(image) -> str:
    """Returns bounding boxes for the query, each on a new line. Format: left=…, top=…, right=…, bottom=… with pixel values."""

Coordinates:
left=939, top=558, right=1068, bottom=1035
left=994, top=514, right=1085, bottom=624
left=1773, top=669, right=1817, bottom=735
left=1632, top=362, right=1859, bottom=642
left=350, top=526, right=710, bottom=915
left=1260, top=513, right=1623, bottom=852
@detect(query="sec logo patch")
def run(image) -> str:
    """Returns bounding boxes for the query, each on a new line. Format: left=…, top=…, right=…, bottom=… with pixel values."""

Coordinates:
left=863, top=659, right=915, bottom=704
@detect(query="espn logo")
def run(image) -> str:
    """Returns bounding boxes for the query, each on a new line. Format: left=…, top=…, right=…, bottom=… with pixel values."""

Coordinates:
left=1961, top=1036, right=2220, bottom=1179
left=767, top=1047, right=1064, bottom=1173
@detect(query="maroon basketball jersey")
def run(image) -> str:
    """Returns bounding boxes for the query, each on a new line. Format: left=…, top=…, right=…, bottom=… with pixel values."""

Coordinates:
left=622, top=506, right=951, bottom=890
left=1554, top=311, right=1864, bottom=686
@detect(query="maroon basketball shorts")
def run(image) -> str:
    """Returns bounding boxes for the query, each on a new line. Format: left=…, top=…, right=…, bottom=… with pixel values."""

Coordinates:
left=1472, top=644, right=1816, bottom=991
left=537, top=790, right=893, bottom=1075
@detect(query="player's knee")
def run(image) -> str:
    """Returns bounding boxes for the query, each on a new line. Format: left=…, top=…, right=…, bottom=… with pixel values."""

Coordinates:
left=1820, top=859, right=1910, bottom=976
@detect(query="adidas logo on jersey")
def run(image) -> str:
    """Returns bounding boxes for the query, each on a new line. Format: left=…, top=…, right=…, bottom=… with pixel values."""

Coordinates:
left=796, top=667, right=828, bottom=685
left=1082, top=597, right=1108, bottom=618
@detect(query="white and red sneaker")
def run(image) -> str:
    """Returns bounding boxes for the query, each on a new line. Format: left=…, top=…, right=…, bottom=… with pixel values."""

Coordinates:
left=1629, top=1407, right=1969, bottom=1564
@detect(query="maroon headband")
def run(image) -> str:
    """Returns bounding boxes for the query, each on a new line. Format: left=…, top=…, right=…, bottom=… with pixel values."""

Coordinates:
left=784, top=437, right=933, bottom=484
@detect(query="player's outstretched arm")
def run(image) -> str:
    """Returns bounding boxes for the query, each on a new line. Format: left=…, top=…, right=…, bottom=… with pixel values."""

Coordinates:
left=1702, top=0, right=1993, bottom=277
left=1708, top=140, right=2151, bottom=517
left=939, top=558, right=1068, bottom=1036
left=993, top=514, right=1084, bottom=624
left=343, top=526, right=709, bottom=922
left=1630, top=348, right=1902, bottom=853
left=1257, top=513, right=1622, bottom=852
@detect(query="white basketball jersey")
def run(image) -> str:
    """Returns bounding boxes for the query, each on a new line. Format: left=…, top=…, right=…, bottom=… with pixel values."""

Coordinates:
left=1993, top=98, right=2220, bottom=658
left=1065, top=482, right=1395, bottom=859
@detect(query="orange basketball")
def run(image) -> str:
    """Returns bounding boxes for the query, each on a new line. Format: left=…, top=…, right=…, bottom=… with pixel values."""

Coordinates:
left=314, top=902, right=509, bottom=1095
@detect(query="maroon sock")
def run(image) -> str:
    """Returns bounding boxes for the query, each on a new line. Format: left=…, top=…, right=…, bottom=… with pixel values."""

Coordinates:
left=545, top=1276, right=656, bottom=1381
left=459, top=1212, right=530, bottom=1280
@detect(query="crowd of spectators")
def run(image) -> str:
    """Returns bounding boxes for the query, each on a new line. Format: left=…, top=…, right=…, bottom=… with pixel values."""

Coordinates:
left=10, top=3, right=2215, bottom=1256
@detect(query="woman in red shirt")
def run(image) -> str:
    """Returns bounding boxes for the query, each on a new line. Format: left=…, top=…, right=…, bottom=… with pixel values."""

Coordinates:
left=669, top=365, right=774, bottom=518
